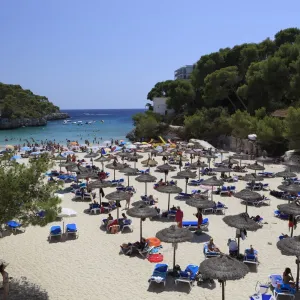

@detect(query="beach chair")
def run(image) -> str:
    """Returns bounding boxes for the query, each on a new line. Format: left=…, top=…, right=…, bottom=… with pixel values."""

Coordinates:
left=65, top=223, right=78, bottom=238
left=167, top=210, right=177, bottom=219
left=177, top=192, right=192, bottom=199
left=214, top=202, right=227, bottom=214
left=49, top=225, right=62, bottom=240
left=121, top=219, right=133, bottom=232
left=274, top=210, right=289, bottom=220
left=269, top=274, right=296, bottom=299
left=6, top=220, right=24, bottom=233
left=189, top=179, right=203, bottom=186
left=203, top=242, right=220, bottom=258
left=182, top=218, right=209, bottom=231
left=243, top=249, right=259, bottom=266
left=220, top=186, right=230, bottom=196
left=148, top=263, right=168, bottom=287
left=175, top=264, right=199, bottom=290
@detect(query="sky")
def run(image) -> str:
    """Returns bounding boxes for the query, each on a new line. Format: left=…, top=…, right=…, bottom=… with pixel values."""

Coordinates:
left=1, top=0, right=300, bottom=109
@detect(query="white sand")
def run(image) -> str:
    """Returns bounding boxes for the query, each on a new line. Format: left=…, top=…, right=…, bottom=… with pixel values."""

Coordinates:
left=0, top=151, right=297, bottom=300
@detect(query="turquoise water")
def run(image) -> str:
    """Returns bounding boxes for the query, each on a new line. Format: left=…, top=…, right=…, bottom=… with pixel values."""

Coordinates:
left=0, top=109, right=144, bottom=145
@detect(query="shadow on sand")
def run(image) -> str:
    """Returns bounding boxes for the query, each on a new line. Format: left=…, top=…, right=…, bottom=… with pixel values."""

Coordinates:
left=2, top=277, right=49, bottom=300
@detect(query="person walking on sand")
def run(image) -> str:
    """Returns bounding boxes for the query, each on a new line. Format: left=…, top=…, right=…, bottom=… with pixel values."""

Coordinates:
left=0, top=263, right=9, bottom=300
left=175, top=206, right=183, bottom=228
left=125, top=192, right=133, bottom=209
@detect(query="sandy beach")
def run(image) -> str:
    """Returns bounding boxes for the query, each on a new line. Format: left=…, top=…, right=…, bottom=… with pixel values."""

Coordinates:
left=0, top=150, right=298, bottom=300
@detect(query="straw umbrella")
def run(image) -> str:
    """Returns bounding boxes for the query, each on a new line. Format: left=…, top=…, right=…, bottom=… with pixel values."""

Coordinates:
left=201, top=176, right=224, bottom=200
left=84, top=153, right=99, bottom=158
left=135, top=174, right=157, bottom=195
left=223, top=213, right=261, bottom=254
left=277, top=235, right=300, bottom=291
left=77, top=171, right=98, bottom=180
left=234, top=189, right=262, bottom=213
left=191, top=160, right=208, bottom=180
left=241, top=174, right=264, bottom=182
left=218, top=149, right=228, bottom=162
left=202, top=153, right=218, bottom=168
left=157, top=151, right=172, bottom=157
left=232, top=153, right=248, bottom=166
left=156, top=185, right=183, bottom=211
left=105, top=190, right=130, bottom=221
left=222, top=158, right=239, bottom=165
left=276, top=171, right=297, bottom=178
left=177, top=169, right=197, bottom=193
left=157, top=164, right=175, bottom=182
left=94, top=155, right=111, bottom=171
left=186, top=197, right=215, bottom=212
left=278, top=202, right=300, bottom=237
left=127, top=203, right=158, bottom=242
left=214, top=166, right=232, bottom=179
left=141, top=158, right=158, bottom=173
left=247, top=162, right=265, bottom=174
left=156, top=225, right=193, bottom=270
left=106, top=162, right=125, bottom=180
left=278, top=184, right=300, bottom=194
left=120, top=167, right=138, bottom=187
left=88, top=180, right=112, bottom=205
left=200, top=254, right=249, bottom=300
left=256, top=155, right=273, bottom=167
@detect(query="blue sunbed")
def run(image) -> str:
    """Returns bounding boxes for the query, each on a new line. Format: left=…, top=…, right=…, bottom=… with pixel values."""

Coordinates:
left=149, top=263, right=168, bottom=287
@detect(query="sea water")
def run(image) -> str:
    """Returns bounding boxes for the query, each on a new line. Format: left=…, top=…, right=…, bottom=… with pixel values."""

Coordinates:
left=0, top=109, right=144, bottom=145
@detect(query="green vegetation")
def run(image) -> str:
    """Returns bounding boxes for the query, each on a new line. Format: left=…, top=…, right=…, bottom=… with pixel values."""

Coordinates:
left=0, top=153, right=62, bottom=226
left=0, top=83, right=60, bottom=119
left=133, top=27, right=300, bottom=155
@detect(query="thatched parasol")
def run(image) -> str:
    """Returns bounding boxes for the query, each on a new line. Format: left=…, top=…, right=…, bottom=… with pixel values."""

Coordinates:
left=202, top=176, right=224, bottom=200
left=118, top=152, right=130, bottom=158
left=277, top=235, right=300, bottom=290
left=200, top=254, right=249, bottom=300
left=156, top=185, right=183, bottom=211
left=247, top=162, right=265, bottom=173
left=135, top=174, right=157, bottom=195
left=241, top=174, right=264, bottom=182
left=84, top=153, right=99, bottom=158
left=157, top=151, right=172, bottom=157
left=52, top=156, right=66, bottom=161
left=88, top=180, right=112, bottom=205
left=278, top=184, right=300, bottom=194
left=186, top=197, right=214, bottom=209
left=156, top=225, right=193, bottom=269
left=157, top=163, right=175, bottom=182
left=222, top=158, right=239, bottom=165
left=278, top=201, right=300, bottom=237
left=202, top=153, right=218, bottom=168
left=141, top=158, right=158, bottom=172
left=105, top=190, right=130, bottom=221
left=276, top=171, right=296, bottom=178
left=77, top=172, right=98, bottom=180
left=234, top=189, right=262, bottom=213
left=94, top=155, right=111, bottom=171
left=214, top=167, right=232, bottom=173
left=177, top=169, right=197, bottom=193
left=106, top=162, right=126, bottom=180
left=256, top=155, right=273, bottom=166
left=232, top=153, right=248, bottom=166
left=218, top=149, right=228, bottom=162
left=223, top=213, right=261, bottom=253
left=191, top=160, right=208, bottom=180
left=127, top=203, right=158, bottom=242
left=120, top=166, right=138, bottom=186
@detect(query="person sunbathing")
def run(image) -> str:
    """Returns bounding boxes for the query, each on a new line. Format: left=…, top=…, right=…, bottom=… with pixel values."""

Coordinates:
left=283, top=267, right=295, bottom=287
left=207, top=238, right=220, bottom=252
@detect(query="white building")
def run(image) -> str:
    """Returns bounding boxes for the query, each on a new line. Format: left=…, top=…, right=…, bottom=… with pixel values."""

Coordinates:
left=152, top=97, right=174, bottom=116
left=174, top=65, right=194, bottom=80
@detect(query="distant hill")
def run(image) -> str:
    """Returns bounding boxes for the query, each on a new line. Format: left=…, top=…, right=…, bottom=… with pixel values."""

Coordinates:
left=0, top=82, right=60, bottom=119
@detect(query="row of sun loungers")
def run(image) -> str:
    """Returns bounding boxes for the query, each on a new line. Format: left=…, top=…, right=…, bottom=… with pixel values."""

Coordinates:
left=246, top=182, right=269, bottom=190
left=149, top=263, right=199, bottom=290
left=269, top=274, right=296, bottom=299
left=101, top=218, right=133, bottom=233
left=49, top=224, right=78, bottom=240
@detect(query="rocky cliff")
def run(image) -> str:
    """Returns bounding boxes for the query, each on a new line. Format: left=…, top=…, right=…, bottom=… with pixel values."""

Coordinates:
left=0, top=112, right=69, bottom=129
left=45, top=112, right=69, bottom=120
left=0, top=117, right=47, bottom=129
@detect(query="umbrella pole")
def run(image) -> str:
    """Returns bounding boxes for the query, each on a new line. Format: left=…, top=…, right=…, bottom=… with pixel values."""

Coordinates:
left=245, top=201, right=248, bottom=214
left=62, top=219, right=65, bottom=234
left=185, top=181, right=188, bottom=194
left=164, top=173, right=167, bottom=183
left=168, top=193, right=170, bottom=211
left=296, top=257, right=299, bottom=291
left=211, top=185, right=213, bottom=201
left=140, top=218, right=143, bottom=243
left=99, top=188, right=102, bottom=206
left=237, top=236, right=240, bottom=255
left=113, top=169, right=116, bottom=180
left=198, top=168, right=200, bottom=181
left=145, top=182, right=147, bottom=196
left=173, top=245, right=176, bottom=270
left=127, top=175, right=130, bottom=187
left=291, top=225, right=294, bottom=238
left=117, top=206, right=119, bottom=223
left=222, top=281, right=225, bottom=300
